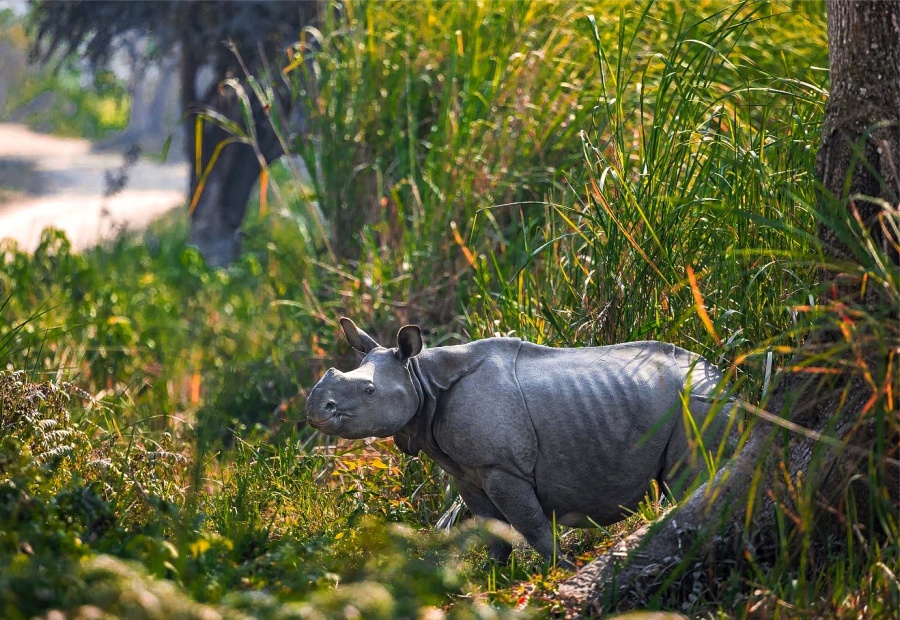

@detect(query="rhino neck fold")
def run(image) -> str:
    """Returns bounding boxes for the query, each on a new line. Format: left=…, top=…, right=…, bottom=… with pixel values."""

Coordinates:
left=392, top=339, right=523, bottom=467
left=394, top=358, right=427, bottom=456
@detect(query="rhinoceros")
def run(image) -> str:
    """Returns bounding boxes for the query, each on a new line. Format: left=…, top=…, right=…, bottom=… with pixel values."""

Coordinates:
left=307, top=318, right=734, bottom=565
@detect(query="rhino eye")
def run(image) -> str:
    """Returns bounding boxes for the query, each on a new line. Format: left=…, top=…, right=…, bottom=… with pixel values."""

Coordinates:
left=364, top=385, right=376, bottom=395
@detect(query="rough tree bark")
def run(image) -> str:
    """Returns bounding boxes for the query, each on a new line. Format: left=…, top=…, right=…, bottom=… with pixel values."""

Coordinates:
left=559, top=1, right=899, bottom=613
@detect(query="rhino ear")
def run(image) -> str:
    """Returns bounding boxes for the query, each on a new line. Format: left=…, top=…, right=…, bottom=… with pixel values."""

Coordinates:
left=396, top=325, right=423, bottom=362
left=340, top=317, right=380, bottom=354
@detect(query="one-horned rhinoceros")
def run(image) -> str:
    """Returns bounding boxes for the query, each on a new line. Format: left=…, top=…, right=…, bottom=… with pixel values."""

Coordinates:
left=307, top=317, right=734, bottom=565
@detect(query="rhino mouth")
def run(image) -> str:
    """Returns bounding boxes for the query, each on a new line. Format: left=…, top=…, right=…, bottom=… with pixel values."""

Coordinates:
left=309, top=412, right=338, bottom=426
left=308, top=415, right=334, bottom=428
left=307, top=384, right=352, bottom=433
left=308, top=411, right=355, bottom=435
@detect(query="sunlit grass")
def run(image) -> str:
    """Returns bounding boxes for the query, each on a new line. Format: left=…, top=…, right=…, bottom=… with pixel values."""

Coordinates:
left=3, top=0, right=896, bottom=618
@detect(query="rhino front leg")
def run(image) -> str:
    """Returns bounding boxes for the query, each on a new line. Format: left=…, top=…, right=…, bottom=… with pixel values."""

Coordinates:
left=457, top=483, right=513, bottom=563
left=481, top=469, right=569, bottom=567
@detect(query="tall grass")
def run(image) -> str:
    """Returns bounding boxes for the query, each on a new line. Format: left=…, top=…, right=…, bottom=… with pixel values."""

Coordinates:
left=453, top=4, right=899, bottom=616
left=465, top=2, right=827, bottom=401
left=286, top=0, right=599, bottom=322
left=6, top=0, right=896, bottom=617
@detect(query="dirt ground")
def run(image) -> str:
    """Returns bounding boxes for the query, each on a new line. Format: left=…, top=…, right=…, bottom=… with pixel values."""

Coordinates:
left=0, top=123, right=188, bottom=252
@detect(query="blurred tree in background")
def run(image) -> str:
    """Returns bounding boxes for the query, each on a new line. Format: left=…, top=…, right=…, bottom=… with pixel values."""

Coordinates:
left=29, top=0, right=318, bottom=267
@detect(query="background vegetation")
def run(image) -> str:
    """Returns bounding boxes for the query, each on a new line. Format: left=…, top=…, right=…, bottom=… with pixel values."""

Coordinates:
left=0, top=10, right=129, bottom=138
left=1, top=1, right=895, bottom=617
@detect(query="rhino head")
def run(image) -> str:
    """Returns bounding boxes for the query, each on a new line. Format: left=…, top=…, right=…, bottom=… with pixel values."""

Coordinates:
left=306, top=318, right=423, bottom=439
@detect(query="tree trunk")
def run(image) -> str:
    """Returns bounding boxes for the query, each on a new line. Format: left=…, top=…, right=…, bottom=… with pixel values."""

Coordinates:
left=559, top=1, right=899, bottom=613
left=182, top=49, right=288, bottom=269
left=178, top=2, right=317, bottom=268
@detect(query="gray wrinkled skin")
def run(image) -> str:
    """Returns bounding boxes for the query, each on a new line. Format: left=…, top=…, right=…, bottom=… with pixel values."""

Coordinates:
left=307, top=318, right=734, bottom=565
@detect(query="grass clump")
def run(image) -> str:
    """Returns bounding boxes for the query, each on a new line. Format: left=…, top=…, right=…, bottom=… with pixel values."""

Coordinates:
left=467, top=2, right=826, bottom=364
left=0, top=362, right=523, bottom=619
left=285, top=0, right=599, bottom=318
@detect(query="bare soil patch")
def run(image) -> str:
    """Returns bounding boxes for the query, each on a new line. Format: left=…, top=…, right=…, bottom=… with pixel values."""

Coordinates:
left=0, top=122, right=188, bottom=252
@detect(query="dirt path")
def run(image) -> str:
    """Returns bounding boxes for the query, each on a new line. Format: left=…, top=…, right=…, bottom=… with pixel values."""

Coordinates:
left=0, top=123, right=188, bottom=252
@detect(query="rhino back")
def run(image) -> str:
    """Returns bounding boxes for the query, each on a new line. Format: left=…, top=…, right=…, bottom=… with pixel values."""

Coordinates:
left=513, top=341, right=709, bottom=524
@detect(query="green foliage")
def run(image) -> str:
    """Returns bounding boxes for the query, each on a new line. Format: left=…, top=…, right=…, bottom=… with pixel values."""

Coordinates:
left=287, top=0, right=598, bottom=315
left=0, top=14, right=129, bottom=139
left=1, top=0, right=897, bottom=617
left=465, top=3, right=826, bottom=369
left=0, top=367, right=523, bottom=618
